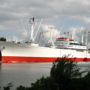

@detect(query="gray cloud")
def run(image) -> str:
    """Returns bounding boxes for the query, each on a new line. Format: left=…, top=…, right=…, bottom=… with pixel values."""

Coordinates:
left=0, top=0, right=90, bottom=41
left=0, top=0, right=90, bottom=22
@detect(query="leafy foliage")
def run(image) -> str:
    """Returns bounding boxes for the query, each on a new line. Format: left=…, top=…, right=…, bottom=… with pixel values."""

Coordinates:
left=50, top=57, right=83, bottom=83
left=0, top=37, right=6, bottom=41
left=3, top=83, right=13, bottom=90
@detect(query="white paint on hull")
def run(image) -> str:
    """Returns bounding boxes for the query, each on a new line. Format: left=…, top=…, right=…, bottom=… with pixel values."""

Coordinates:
left=0, top=41, right=90, bottom=59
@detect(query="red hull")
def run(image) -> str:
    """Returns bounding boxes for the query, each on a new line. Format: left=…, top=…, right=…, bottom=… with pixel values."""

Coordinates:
left=2, top=56, right=90, bottom=63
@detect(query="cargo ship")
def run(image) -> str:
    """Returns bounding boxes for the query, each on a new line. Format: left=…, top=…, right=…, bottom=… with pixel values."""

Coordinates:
left=0, top=18, right=90, bottom=63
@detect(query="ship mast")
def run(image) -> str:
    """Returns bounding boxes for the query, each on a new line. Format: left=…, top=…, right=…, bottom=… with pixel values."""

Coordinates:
left=29, top=17, right=35, bottom=43
left=48, top=26, right=55, bottom=47
left=81, top=32, right=84, bottom=44
left=28, top=17, right=43, bottom=44
left=85, top=31, right=88, bottom=46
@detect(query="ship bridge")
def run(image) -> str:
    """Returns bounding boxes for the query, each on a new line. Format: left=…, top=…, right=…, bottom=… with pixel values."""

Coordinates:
left=55, top=37, right=87, bottom=50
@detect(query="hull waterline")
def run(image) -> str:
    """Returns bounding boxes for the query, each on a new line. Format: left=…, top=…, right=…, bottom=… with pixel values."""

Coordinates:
left=2, top=56, right=90, bottom=63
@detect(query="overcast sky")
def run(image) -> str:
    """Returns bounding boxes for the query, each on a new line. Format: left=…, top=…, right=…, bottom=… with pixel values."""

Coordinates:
left=0, top=0, right=90, bottom=42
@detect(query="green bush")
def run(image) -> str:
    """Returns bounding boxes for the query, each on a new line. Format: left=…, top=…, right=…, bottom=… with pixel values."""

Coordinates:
left=3, top=83, right=13, bottom=90
left=0, top=37, right=6, bottom=41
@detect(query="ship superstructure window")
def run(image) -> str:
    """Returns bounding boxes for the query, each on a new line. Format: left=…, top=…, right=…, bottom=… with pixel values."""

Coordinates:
left=70, top=43, right=80, bottom=45
left=70, top=43, right=86, bottom=46
left=56, top=39, right=66, bottom=41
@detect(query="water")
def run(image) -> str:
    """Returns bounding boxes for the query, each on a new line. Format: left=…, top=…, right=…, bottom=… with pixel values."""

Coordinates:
left=0, top=63, right=52, bottom=89
left=0, top=62, right=90, bottom=89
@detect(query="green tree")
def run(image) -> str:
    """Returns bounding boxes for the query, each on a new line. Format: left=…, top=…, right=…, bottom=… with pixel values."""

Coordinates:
left=30, top=77, right=58, bottom=90
left=0, top=37, right=6, bottom=41
left=50, top=57, right=84, bottom=89
left=16, top=85, right=26, bottom=90
left=3, top=83, right=13, bottom=90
